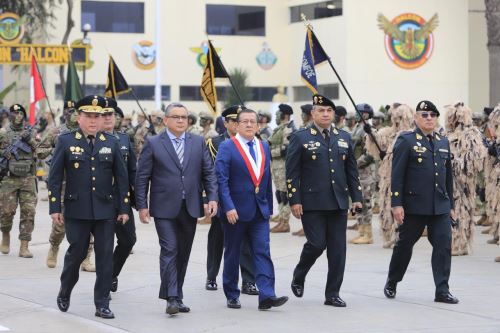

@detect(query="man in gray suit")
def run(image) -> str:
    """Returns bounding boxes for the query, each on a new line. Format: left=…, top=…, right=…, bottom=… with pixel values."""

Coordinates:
left=135, top=103, right=218, bottom=315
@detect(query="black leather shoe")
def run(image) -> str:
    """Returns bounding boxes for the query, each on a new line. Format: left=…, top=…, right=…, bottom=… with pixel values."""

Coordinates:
left=258, top=296, right=289, bottom=310
left=56, top=294, right=70, bottom=312
left=205, top=279, right=217, bottom=291
left=241, top=282, right=259, bottom=295
left=95, top=307, right=115, bottom=319
left=227, top=298, right=241, bottom=309
left=324, top=296, right=346, bottom=307
left=111, top=277, right=118, bottom=292
left=434, top=292, right=459, bottom=304
left=178, top=300, right=190, bottom=313
left=166, top=298, right=180, bottom=315
left=291, top=280, right=304, bottom=298
left=384, top=280, right=397, bottom=299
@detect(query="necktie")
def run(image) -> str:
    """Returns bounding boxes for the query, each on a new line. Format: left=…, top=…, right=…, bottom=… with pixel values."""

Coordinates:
left=174, top=138, right=184, bottom=164
left=427, top=134, right=434, bottom=150
left=323, top=129, right=330, bottom=142
left=87, top=135, right=95, bottom=151
left=247, top=141, right=257, bottom=163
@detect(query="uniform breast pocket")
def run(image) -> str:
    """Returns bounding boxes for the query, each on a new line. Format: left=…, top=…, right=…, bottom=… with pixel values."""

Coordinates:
left=99, top=153, right=113, bottom=167
left=439, top=152, right=450, bottom=168
left=68, top=155, right=85, bottom=170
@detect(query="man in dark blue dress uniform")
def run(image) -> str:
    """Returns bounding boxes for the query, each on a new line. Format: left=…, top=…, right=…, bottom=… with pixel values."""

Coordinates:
left=383, top=100, right=459, bottom=304
left=101, top=98, right=137, bottom=294
left=286, top=94, right=363, bottom=307
left=49, top=95, right=130, bottom=319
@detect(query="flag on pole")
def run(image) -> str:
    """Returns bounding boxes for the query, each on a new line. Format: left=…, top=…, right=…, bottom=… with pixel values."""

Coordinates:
left=300, top=27, right=329, bottom=94
left=65, top=55, right=83, bottom=102
left=104, top=56, right=131, bottom=98
left=200, top=40, right=229, bottom=114
left=30, top=53, right=46, bottom=126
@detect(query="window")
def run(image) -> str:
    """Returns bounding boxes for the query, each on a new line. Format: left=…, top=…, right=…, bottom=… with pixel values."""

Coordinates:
left=290, top=1, right=342, bottom=23
left=293, top=84, right=339, bottom=102
left=179, top=86, right=227, bottom=101
left=206, top=5, right=265, bottom=36
left=251, top=87, right=276, bottom=102
left=81, top=1, right=144, bottom=33
left=55, top=85, right=170, bottom=101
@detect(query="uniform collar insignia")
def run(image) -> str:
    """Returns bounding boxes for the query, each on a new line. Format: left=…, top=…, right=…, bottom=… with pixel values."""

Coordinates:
left=99, top=133, right=106, bottom=141
left=416, top=133, right=422, bottom=140
left=435, top=133, right=441, bottom=141
left=310, top=128, right=317, bottom=135
left=75, top=132, right=82, bottom=140
left=332, top=127, right=339, bottom=135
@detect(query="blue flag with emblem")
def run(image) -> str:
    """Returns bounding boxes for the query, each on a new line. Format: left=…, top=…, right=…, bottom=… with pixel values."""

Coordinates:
left=301, top=28, right=329, bottom=94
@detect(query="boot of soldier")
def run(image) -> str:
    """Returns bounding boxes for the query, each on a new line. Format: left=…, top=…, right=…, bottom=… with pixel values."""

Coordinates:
left=482, top=227, right=492, bottom=235
left=19, top=240, right=33, bottom=258
left=482, top=217, right=492, bottom=227
left=1, top=232, right=10, bottom=254
left=46, top=245, right=59, bottom=268
left=486, top=237, right=499, bottom=245
left=270, top=215, right=280, bottom=223
left=347, top=222, right=358, bottom=231
left=292, top=228, right=305, bottom=236
left=372, top=204, right=380, bottom=215
left=81, top=246, right=96, bottom=272
left=349, top=225, right=365, bottom=244
left=352, top=225, right=373, bottom=244
left=271, top=220, right=290, bottom=233
left=348, top=211, right=356, bottom=220
left=476, top=215, right=487, bottom=226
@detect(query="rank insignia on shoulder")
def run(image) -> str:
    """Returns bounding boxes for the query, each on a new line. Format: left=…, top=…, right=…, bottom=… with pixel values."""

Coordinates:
left=310, top=128, right=317, bottom=135
left=99, top=134, right=106, bottom=141
left=75, top=132, right=82, bottom=140
left=416, top=133, right=422, bottom=140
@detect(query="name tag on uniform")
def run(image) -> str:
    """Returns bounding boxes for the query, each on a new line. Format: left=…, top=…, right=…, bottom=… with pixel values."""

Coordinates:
left=438, top=148, right=449, bottom=153
left=338, top=141, right=348, bottom=148
left=99, top=147, right=111, bottom=154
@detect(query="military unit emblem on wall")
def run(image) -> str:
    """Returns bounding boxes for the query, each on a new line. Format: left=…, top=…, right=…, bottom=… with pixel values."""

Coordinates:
left=378, top=13, right=439, bottom=70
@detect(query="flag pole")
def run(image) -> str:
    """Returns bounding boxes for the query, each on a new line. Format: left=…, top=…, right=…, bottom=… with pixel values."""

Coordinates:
left=209, top=39, right=245, bottom=106
left=301, top=15, right=384, bottom=157
left=129, top=88, right=157, bottom=135
left=31, top=47, right=55, bottom=122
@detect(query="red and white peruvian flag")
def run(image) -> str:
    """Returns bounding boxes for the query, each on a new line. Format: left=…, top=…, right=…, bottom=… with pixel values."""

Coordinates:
left=29, top=54, right=46, bottom=126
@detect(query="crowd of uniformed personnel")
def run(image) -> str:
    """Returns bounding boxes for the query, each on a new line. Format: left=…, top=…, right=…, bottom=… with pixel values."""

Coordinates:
left=0, top=90, right=499, bottom=317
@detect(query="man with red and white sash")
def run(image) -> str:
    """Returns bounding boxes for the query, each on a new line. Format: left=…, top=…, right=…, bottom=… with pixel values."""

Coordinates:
left=215, top=108, right=288, bottom=311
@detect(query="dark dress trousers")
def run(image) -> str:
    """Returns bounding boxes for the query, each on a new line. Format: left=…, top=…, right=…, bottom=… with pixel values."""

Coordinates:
left=48, top=129, right=130, bottom=308
left=387, top=128, right=454, bottom=295
left=135, top=130, right=217, bottom=300
left=286, top=125, right=362, bottom=298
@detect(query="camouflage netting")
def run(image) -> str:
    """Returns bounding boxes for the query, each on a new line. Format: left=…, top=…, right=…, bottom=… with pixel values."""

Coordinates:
left=485, top=106, right=500, bottom=240
left=366, top=103, right=415, bottom=248
left=445, top=103, right=487, bottom=255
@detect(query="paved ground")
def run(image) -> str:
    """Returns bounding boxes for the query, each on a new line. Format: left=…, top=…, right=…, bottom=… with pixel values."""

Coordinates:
left=0, top=188, right=499, bottom=333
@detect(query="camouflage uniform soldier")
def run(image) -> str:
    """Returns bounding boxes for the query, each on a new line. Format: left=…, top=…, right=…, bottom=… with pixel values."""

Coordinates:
left=444, top=103, right=487, bottom=256
left=268, top=104, right=296, bottom=233
left=38, top=101, right=96, bottom=271
left=133, top=114, right=153, bottom=159
left=371, top=110, right=386, bottom=215
left=152, top=110, right=165, bottom=134
left=0, top=104, right=48, bottom=257
left=349, top=104, right=376, bottom=244
left=186, top=112, right=201, bottom=135
left=345, top=112, right=357, bottom=134
left=257, top=110, right=272, bottom=141
left=472, top=112, right=488, bottom=226
left=199, top=112, right=218, bottom=139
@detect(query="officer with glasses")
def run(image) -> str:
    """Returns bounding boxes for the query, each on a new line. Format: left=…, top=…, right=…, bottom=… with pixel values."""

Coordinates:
left=383, top=100, right=459, bottom=304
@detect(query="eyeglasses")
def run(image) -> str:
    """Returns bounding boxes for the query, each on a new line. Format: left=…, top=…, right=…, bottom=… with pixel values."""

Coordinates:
left=238, top=120, right=257, bottom=125
left=168, top=115, right=188, bottom=121
left=419, top=112, right=438, bottom=119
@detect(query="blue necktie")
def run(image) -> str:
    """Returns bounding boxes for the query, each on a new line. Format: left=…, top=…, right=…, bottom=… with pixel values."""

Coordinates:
left=247, top=141, right=257, bottom=163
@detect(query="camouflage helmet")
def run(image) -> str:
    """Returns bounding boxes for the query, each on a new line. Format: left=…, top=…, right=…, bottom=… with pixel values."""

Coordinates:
left=187, top=112, right=198, bottom=124
left=472, top=112, right=484, bottom=121
left=373, top=110, right=386, bottom=119
left=199, top=111, right=214, bottom=123
left=258, top=110, right=272, bottom=123
left=345, top=111, right=356, bottom=120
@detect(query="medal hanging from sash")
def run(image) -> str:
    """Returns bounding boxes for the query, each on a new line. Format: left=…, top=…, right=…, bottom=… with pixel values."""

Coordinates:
left=231, top=137, right=265, bottom=194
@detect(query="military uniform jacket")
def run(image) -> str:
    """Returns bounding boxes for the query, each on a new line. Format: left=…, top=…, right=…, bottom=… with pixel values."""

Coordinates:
left=207, top=131, right=231, bottom=163
left=113, top=131, right=137, bottom=209
left=391, top=127, right=454, bottom=215
left=48, top=129, right=130, bottom=220
left=286, top=124, right=363, bottom=211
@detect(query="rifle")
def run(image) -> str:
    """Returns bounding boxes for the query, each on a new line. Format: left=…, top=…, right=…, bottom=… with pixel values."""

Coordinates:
left=0, top=139, right=33, bottom=181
